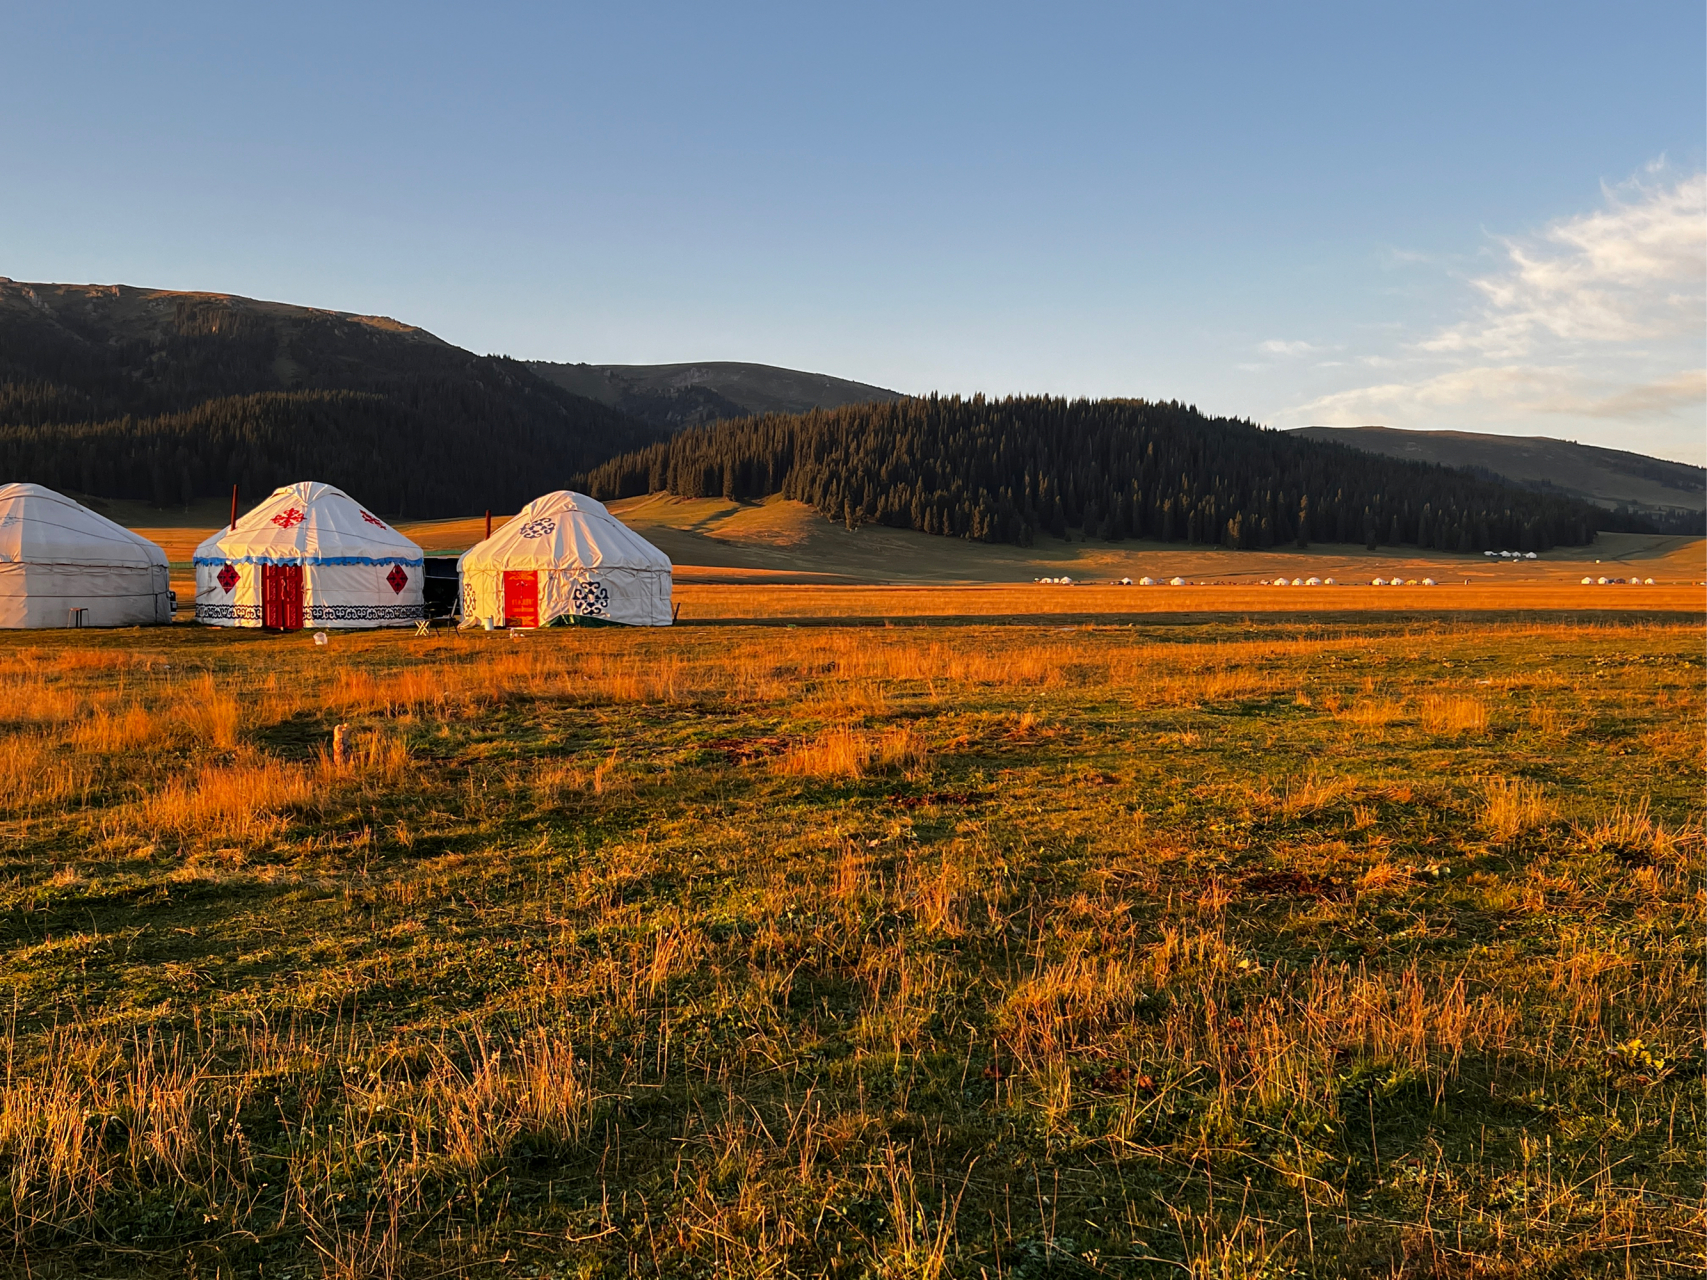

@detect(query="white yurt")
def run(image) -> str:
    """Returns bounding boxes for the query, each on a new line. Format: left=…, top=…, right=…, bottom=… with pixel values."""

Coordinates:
left=0, top=484, right=172, bottom=628
left=458, top=491, right=672, bottom=627
left=193, top=482, right=424, bottom=629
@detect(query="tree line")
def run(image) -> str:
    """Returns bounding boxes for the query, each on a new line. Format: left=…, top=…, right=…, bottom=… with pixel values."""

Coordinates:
left=0, top=290, right=664, bottom=516
left=583, top=395, right=1618, bottom=551
left=0, top=386, right=653, bottom=519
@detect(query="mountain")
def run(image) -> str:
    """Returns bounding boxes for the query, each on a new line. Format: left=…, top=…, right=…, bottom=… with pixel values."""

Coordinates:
left=1291, top=426, right=1704, bottom=522
left=0, top=280, right=663, bottom=517
left=528, top=360, right=901, bottom=431
left=583, top=395, right=1617, bottom=554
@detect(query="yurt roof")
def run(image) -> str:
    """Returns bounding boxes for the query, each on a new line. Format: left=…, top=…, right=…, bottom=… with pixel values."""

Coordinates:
left=459, top=491, right=671, bottom=572
left=193, top=482, right=422, bottom=566
left=0, top=484, right=167, bottom=568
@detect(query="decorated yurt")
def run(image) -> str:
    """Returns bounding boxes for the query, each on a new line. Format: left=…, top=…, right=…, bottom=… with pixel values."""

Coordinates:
left=458, top=491, right=672, bottom=627
left=193, top=482, right=424, bottom=629
left=0, top=484, right=172, bottom=628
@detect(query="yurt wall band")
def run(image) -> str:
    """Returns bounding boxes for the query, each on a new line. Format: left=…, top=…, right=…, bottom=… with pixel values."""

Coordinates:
left=459, top=491, right=672, bottom=628
left=0, top=484, right=172, bottom=628
left=193, top=482, right=425, bottom=630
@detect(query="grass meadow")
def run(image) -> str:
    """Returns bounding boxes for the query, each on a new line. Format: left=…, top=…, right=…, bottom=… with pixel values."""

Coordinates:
left=0, top=616, right=1699, bottom=1277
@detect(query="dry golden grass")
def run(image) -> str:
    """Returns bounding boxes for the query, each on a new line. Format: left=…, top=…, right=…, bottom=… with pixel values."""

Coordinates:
left=771, top=722, right=931, bottom=780
left=773, top=724, right=871, bottom=779
left=1338, top=697, right=1408, bottom=730
left=668, top=580, right=1706, bottom=620
left=0, top=736, right=90, bottom=814
left=1480, top=775, right=1554, bottom=843
left=140, top=756, right=315, bottom=842
left=1421, top=693, right=1489, bottom=734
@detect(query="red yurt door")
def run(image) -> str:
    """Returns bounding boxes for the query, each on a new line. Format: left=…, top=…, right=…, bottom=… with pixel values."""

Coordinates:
left=503, top=571, right=539, bottom=628
left=262, top=564, right=304, bottom=630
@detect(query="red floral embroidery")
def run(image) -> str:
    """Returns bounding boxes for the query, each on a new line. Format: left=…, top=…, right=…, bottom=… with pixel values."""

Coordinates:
left=271, top=507, right=305, bottom=529
left=386, top=565, right=409, bottom=594
left=216, top=564, right=238, bottom=593
left=361, top=511, right=387, bottom=528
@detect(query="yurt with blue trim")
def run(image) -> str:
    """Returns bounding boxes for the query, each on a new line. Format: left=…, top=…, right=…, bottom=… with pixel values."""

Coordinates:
left=193, top=482, right=424, bottom=629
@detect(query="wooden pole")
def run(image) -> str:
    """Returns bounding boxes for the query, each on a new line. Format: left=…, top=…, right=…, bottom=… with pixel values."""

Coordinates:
left=229, top=485, right=238, bottom=530
left=485, top=510, right=492, bottom=539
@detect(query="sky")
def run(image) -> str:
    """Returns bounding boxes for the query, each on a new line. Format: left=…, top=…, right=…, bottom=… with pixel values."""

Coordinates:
left=2, top=2, right=1702, bottom=463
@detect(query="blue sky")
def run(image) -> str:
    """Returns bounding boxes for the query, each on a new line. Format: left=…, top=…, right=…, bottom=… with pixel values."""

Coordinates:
left=3, top=2, right=1702, bottom=461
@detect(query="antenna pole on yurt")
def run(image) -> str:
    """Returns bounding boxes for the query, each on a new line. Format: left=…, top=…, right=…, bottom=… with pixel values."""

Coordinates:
left=229, top=485, right=238, bottom=530
left=485, top=511, right=492, bottom=539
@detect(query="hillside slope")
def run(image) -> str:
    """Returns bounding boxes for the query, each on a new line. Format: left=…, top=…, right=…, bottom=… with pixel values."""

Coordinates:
left=529, top=360, right=901, bottom=430
left=1292, top=425, right=1704, bottom=518
left=0, top=280, right=662, bottom=517
left=584, top=395, right=1617, bottom=555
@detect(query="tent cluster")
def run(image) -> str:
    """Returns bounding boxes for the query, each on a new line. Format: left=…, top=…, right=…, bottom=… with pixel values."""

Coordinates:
left=0, top=483, right=672, bottom=630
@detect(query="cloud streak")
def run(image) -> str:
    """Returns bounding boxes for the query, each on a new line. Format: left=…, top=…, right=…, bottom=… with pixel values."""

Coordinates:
left=1283, top=169, right=1707, bottom=460
left=1423, top=170, right=1705, bottom=357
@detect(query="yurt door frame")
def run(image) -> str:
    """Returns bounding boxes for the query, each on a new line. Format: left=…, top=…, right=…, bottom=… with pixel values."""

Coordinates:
left=262, top=564, right=304, bottom=630
left=503, top=571, right=539, bottom=628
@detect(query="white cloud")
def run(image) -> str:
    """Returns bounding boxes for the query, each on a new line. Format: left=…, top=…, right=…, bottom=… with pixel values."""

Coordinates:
left=1281, top=169, right=1707, bottom=461
left=1258, top=338, right=1324, bottom=358
left=1422, top=171, right=1705, bottom=358
left=1576, top=369, right=1707, bottom=419
left=1301, top=365, right=1576, bottom=421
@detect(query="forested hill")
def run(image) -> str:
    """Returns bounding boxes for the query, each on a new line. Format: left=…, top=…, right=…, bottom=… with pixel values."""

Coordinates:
left=529, top=360, right=902, bottom=431
left=583, top=396, right=1619, bottom=552
left=0, top=280, right=663, bottom=517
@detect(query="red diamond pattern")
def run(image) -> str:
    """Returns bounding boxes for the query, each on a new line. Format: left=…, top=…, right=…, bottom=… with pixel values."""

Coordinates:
left=386, top=564, right=409, bottom=594
left=361, top=511, right=387, bottom=528
left=216, top=563, right=238, bottom=593
left=271, top=507, right=305, bottom=529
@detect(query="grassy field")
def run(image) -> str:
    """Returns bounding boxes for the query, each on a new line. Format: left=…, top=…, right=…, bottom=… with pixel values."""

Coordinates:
left=0, top=613, right=1701, bottom=1277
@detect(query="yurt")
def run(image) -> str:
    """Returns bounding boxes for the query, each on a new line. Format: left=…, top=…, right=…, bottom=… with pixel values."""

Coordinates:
left=458, top=491, right=672, bottom=627
left=193, top=482, right=424, bottom=629
left=0, top=484, right=172, bottom=628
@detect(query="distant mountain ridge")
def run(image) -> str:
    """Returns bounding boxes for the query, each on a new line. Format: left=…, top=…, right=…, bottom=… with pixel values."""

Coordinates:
left=1291, top=425, right=1704, bottom=521
left=529, top=360, right=901, bottom=431
left=0, top=280, right=663, bottom=517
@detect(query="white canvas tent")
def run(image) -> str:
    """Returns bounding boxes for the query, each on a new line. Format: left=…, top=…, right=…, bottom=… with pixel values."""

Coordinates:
left=193, top=482, right=424, bottom=629
left=0, top=484, right=172, bottom=628
left=458, top=491, right=672, bottom=627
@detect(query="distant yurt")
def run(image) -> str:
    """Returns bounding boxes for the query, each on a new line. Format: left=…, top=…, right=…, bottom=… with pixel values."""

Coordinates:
left=0, top=484, right=172, bottom=628
left=193, top=482, right=424, bottom=629
left=459, top=491, right=672, bottom=627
